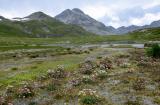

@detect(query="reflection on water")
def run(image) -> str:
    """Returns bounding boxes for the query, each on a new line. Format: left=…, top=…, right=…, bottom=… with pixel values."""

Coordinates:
left=45, top=43, right=144, bottom=49
left=82, top=44, right=144, bottom=49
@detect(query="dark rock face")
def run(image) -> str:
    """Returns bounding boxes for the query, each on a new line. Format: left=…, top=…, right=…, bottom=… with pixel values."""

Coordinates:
left=55, top=8, right=116, bottom=35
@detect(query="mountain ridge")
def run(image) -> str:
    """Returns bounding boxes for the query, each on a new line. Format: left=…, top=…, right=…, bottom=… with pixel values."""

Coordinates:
left=0, top=12, right=94, bottom=37
left=55, top=8, right=160, bottom=35
left=0, top=9, right=160, bottom=36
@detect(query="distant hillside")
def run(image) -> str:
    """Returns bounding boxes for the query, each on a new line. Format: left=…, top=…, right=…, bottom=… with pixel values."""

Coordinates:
left=128, top=27, right=160, bottom=41
left=116, top=20, right=160, bottom=34
left=0, top=12, right=94, bottom=37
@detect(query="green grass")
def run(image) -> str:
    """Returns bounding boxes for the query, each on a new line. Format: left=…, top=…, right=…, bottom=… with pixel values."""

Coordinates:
left=0, top=45, right=62, bottom=52
left=0, top=35, right=133, bottom=46
left=0, top=53, right=87, bottom=88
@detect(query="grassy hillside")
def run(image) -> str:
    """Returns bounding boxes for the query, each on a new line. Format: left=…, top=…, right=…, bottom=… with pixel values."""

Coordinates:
left=0, top=21, right=29, bottom=37
left=0, top=35, right=134, bottom=48
left=128, top=27, right=160, bottom=41
left=0, top=18, right=160, bottom=45
left=0, top=18, right=93, bottom=37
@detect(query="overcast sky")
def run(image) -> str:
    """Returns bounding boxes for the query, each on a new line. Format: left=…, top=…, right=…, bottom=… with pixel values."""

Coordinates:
left=0, top=0, right=160, bottom=28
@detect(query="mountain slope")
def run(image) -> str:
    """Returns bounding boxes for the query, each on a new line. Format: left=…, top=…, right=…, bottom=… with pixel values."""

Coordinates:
left=55, top=8, right=115, bottom=35
left=0, top=12, right=94, bottom=37
left=128, top=27, right=160, bottom=40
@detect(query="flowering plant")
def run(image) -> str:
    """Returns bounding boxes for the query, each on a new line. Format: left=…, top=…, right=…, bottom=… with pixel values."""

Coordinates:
left=47, top=65, right=66, bottom=79
left=94, top=70, right=108, bottom=79
left=17, top=84, right=34, bottom=98
left=70, top=78, right=82, bottom=87
left=78, top=89, right=102, bottom=105
left=82, top=75, right=94, bottom=84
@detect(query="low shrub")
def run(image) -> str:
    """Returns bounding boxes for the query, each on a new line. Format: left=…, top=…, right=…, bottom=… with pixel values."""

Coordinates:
left=47, top=65, right=66, bottom=79
left=46, top=83, right=57, bottom=91
left=79, top=60, right=96, bottom=75
left=154, top=97, right=160, bottom=105
left=82, top=76, right=94, bottom=84
left=0, top=96, right=6, bottom=105
left=146, top=44, right=160, bottom=58
left=94, top=70, right=108, bottom=80
left=133, top=77, right=146, bottom=91
left=120, top=62, right=131, bottom=68
left=125, top=100, right=141, bottom=105
left=78, top=89, right=103, bottom=105
left=97, top=57, right=113, bottom=70
left=81, top=96, right=98, bottom=105
left=11, top=67, right=18, bottom=71
left=16, top=84, right=34, bottom=98
left=69, top=78, right=82, bottom=87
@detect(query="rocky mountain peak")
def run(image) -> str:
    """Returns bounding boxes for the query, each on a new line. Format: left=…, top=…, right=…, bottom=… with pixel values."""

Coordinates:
left=72, top=8, right=84, bottom=14
left=55, top=8, right=115, bottom=35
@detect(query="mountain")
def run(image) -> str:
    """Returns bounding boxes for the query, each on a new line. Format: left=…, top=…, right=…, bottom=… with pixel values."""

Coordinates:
left=0, top=12, right=93, bottom=37
left=149, top=20, right=160, bottom=28
left=116, top=20, right=160, bottom=34
left=55, top=8, right=115, bottom=35
left=116, top=25, right=140, bottom=34
left=55, top=8, right=160, bottom=35
left=25, top=11, right=54, bottom=20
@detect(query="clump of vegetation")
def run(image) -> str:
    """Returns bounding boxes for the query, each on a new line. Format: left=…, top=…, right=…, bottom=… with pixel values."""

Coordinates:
left=125, top=96, right=141, bottom=105
left=78, top=89, right=103, bottom=105
left=16, top=84, right=35, bottom=98
left=47, top=65, right=66, bottom=79
left=69, top=78, right=82, bottom=87
left=5, top=85, right=14, bottom=94
left=133, top=77, right=146, bottom=91
left=120, top=62, right=131, bottom=68
left=94, top=69, right=108, bottom=80
left=0, top=96, right=13, bottom=105
left=137, top=60, right=149, bottom=67
left=146, top=44, right=160, bottom=58
left=125, top=100, right=141, bottom=105
left=46, top=83, right=57, bottom=92
left=54, top=89, right=66, bottom=100
left=97, top=57, right=113, bottom=70
left=82, top=75, right=94, bottom=84
left=154, top=97, right=160, bottom=104
left=29, top=54, right=39, bottom=58
left=11, top=67, right=18, bottom=71
left=79, top=60, right=96, bottom=75
left=0, top=85, right=15, bottom=105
